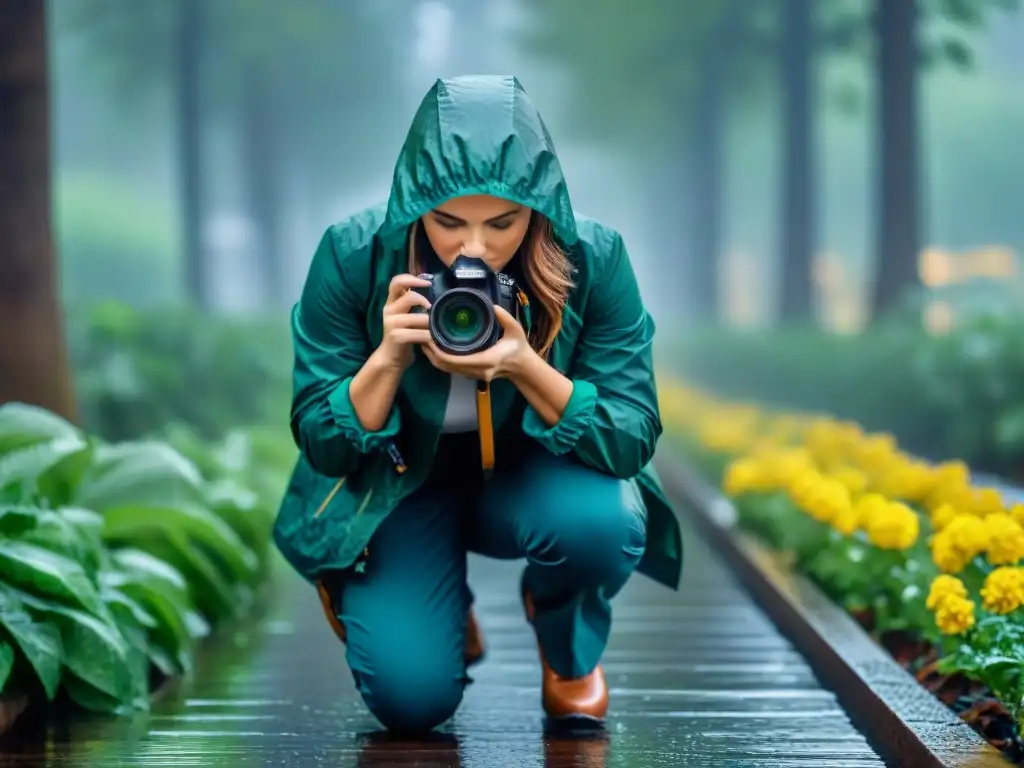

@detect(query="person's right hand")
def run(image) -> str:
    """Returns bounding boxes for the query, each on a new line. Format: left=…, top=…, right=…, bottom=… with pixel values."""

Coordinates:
left=378, top=273, right=432, bottom=370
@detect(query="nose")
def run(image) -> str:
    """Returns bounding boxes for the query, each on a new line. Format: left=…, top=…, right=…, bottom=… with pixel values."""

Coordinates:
left=462, top=234, right=486, bottom=258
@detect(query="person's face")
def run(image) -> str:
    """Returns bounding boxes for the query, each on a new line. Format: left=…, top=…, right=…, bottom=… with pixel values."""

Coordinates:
left=420, top=194, right=532, bottom=273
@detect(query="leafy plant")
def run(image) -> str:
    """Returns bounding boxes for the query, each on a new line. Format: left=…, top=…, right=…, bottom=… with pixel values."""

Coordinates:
left=667, top=313, right=1024, bottom=477
left=67, top=301, right=291, bottom=443
left=0, top=401, right=283, bottom=715
left=660, top=377, right=1024, bottom=754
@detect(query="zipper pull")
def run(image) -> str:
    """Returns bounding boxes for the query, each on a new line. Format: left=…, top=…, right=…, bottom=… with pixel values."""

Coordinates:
left=386, top=442, right=407, bottom=474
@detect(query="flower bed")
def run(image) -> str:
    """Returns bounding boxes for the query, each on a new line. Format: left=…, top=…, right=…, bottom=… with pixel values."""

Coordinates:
left=0, top=401, right=287, bottom=733
left=659, top=379, right=1024, bottom=762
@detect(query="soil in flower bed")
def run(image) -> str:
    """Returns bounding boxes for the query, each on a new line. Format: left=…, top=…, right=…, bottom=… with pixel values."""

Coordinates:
left=852, top=610, right=1024, bottom=763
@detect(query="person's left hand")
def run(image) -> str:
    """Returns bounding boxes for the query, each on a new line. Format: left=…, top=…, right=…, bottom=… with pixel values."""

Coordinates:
left=422, top=306, right=531, bottom=382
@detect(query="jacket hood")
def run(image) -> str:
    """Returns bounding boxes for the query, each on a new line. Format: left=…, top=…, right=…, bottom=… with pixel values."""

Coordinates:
left=379, top=75, right=578, bottom=247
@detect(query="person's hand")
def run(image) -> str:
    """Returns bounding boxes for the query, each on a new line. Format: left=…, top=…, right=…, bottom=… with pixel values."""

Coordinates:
left=377, top=273, right=432, bottom=370
left=422, top=306, right=531, bottom=382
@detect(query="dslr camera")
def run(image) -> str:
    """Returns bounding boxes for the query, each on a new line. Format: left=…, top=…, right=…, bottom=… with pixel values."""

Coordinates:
left=412, top=255, right=522, bottom=355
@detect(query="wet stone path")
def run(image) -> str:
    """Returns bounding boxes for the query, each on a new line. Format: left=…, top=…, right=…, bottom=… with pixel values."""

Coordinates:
left=1, top=512, right=885, bottom=767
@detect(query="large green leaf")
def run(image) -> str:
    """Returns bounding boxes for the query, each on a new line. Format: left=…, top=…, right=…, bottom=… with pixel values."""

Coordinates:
left=0, top=584, right=62, bottom=700
left=109, top=548, right=188, bottom=593
left=74, top=441, right=206, bottom=511
left=0, top=404, right=80, bottom=456
left=205, top=479, right=272, bottom=558
left=0, top=640, right=14, bottom=691
left=0, top=436, right=93, bottom=507
left=103, top=550, right=206, bottom=672
left=0, top=505, right=46, bottom=536
left=0, top=541, right=107, bottom=619
left=62, top=673, right=123, bottom=714
left=101, top=570, right=195, bottom=676
left=100, top=584, right=156, bottom=631
left=14, top=589, right=143, bottom=708
left=16, top=508, right=106, bottom=580
left=137, top=534, right=241, bottom=622
left=101, top=503, right=258, bottom=583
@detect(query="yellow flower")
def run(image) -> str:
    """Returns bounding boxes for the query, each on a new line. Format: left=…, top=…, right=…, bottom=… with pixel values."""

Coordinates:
left=971, top=487, right=1004, bottom=517
left=926, top=575, right=968, bottom=610
left=828, top=466, right=868, bottom=497
left=932, top=460, right=971, bottom=490
left=929, top=515, right=988, bottom=574
left=934, top=595, right=975, bottom=635
left=1011, top=503, right=1024, bottom=529
left=722, top=458, right=762, bottom=497
left=985, top=513, right=1024, bottom=566
left=831, top=505, right=862, bottom=536
left=854, top=493, right=890, bottom=530
left=802, top=477, right=852, bottom=525
left=980, top=567, right=1024, bottom=615
left=864, top=501, right=919, bottom=550
left=929, top=503, right=961, bottom=532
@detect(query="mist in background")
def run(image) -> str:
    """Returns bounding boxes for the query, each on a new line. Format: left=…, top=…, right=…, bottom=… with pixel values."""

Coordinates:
left=48, top=0, right=1024, bottom=331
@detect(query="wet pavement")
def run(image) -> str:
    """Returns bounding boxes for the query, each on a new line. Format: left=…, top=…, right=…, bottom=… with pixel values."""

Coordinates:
left=1, top=513, right=885, bottom=767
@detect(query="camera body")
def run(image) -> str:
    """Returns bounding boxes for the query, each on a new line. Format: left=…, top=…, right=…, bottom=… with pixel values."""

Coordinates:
left=412, top=255, right=522, bottom=355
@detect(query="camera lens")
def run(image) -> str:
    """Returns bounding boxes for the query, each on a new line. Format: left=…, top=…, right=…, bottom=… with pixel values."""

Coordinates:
left=430, top=288, right=496, bottom=355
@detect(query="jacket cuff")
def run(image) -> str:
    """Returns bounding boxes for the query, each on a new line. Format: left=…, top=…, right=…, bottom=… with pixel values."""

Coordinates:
left=522, top=379, right=598, bottom=455
left=328, top=376, right=401, bottom=452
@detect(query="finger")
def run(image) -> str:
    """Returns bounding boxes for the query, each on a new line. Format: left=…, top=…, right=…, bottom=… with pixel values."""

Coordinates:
left=494, top=305, right=521, bottom=330
left=386, top=288, right=432, bottom=315
left=385, top=309, right=430, bottom=329
left=387, top=273, right=431, bottom=303
left=390, top=329, right=432, bottom=346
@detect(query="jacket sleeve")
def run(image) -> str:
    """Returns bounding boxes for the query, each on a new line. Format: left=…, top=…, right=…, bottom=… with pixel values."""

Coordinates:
left=522, top=231, right=662, bottom=479
left=289, top=225, right=401, bottom=477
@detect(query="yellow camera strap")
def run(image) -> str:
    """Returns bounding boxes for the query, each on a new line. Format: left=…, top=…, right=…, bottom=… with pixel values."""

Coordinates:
left=473, top=289, right=530, bottom=478
left=475, top=380, right=495, bottom=478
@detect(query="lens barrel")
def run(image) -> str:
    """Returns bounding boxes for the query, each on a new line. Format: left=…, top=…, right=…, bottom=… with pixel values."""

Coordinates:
left=429, top=287, right=497, bottom=355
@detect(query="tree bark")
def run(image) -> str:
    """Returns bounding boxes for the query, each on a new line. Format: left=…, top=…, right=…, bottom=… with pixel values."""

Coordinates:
left=870, top=0, right=921, bottom=319
left=778, top=0, right=817, bottom=322
left=176, top=0, right=207, bottom=308
left=0, top=0, right=77, bottom=421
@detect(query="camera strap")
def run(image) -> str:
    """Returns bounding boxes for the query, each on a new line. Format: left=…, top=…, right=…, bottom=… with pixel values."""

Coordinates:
left=472, top=288, right=532, bottom=479
left=475, top=380, right=495, bottom=478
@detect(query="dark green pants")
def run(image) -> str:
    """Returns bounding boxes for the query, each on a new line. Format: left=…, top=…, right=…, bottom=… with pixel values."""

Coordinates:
left=324, top=434, right=647, bottom=733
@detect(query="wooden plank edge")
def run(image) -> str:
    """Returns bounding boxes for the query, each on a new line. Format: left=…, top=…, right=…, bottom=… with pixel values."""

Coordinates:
left=655, top=453, right=1010, bottom=768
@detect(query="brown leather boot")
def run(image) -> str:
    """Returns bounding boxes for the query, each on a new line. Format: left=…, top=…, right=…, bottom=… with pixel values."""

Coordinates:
left=315, top=579, right=486, bottom=667
left=522, top=585, right=608, bottom=723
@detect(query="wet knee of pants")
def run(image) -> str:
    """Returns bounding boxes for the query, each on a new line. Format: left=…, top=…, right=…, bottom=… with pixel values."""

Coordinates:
left=526, top=481, right=646, bottom=589
left=355, top=658, right=466, bottom=734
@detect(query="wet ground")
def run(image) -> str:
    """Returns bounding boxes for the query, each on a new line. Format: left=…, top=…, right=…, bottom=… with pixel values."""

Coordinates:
left=1, top=514, right=885, bottom=767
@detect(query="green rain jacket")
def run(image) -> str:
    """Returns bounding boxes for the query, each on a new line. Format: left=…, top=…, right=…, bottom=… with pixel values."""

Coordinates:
left=272, top=75, right=683, bottom=591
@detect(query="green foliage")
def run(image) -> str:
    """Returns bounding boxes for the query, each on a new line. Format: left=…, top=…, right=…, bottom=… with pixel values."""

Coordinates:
left=666, top=314, right=1024, bottom=477
left=0, top=402, right=285, bottom=714
left=67, top=301, right=291, bottom=443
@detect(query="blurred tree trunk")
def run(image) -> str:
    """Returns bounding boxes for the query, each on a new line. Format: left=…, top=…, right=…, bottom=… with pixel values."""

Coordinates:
left=685, top=4, right=744, bottom=324
left=176, top=0, right=208, bottom=308
left=870, top=0, right=921, bottom=319
left=0, top=0, right=76, bottom=420
left=778, top=0, right=816, bottom=322
left=686, top=71, right=723, bottom=323
left=241, top=64, right=286, bottom=307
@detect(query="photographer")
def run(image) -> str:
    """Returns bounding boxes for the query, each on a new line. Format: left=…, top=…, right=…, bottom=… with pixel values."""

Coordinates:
left=273, top=74, right=682, bottom=735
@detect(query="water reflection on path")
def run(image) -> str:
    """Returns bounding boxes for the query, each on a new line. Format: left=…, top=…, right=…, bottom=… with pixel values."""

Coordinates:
left=0, top=517, right=883, bottom=767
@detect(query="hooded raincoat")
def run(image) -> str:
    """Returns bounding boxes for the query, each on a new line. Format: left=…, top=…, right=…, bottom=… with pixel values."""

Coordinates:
left=272, top=75, right=683, bottom=592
